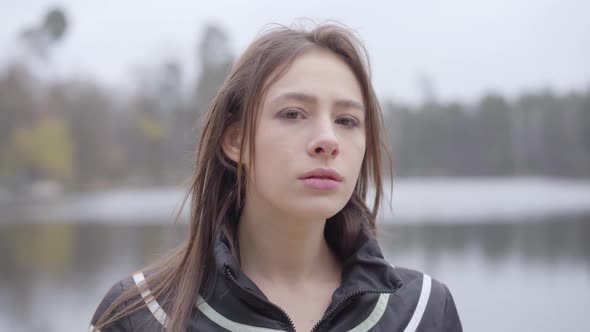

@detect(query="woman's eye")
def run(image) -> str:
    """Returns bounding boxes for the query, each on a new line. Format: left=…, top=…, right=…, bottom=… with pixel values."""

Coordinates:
left=336, top=116, right=360, bottom=128
left=279, top=109, right=304, bottom=119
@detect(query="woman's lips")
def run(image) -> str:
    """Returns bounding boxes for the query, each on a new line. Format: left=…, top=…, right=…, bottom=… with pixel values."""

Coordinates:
left=300, top=177, right=341, bottom=190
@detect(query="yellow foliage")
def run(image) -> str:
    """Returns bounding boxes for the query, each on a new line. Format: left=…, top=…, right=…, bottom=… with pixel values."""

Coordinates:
left=137, top=113, right=166, bottom=141
left=11, top=116, right=75, bottom=180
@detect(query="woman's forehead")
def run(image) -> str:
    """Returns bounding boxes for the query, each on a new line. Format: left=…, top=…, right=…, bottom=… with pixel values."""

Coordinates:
left=263, top=50, right=364, bottom=108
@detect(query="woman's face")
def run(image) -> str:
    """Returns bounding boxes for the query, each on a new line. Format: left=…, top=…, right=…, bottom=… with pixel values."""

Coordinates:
left=246, top=48, right=366, bottom=220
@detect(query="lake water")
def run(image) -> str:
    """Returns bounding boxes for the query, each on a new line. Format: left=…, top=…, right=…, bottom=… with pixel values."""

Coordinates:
left=0, top=217, right=588, bottom=332
left=1, top=178, right=589, bottom=331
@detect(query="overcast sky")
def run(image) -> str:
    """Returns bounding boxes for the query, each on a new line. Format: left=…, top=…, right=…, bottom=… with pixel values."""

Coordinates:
left=1, top=0, right=588, bottom=103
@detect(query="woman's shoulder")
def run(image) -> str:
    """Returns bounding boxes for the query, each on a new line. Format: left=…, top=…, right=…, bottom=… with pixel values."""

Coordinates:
left=90, top=272, right=161, bottom=332
left=389, top=265, right=462, bottom=331
left=90, top=275, right=136, bottom=331
left=391, top=265, right=451, bottom=294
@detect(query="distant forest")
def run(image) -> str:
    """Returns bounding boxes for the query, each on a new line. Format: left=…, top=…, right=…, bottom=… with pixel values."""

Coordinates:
left=1, top=8, right=589, bottom=191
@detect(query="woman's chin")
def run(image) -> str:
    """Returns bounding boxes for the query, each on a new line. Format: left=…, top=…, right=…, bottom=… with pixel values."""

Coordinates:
left=282, top=201, right=346, bottom=221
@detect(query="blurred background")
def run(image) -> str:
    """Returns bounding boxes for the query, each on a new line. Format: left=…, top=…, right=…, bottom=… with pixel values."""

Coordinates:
left=1, top=1, right=589, bottom=331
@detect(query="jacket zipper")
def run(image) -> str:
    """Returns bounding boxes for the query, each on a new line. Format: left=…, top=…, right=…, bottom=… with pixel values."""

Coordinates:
left=225, top=266, right=297, bottom=331
left=310, top=285, right=402, bottom=332
left=226, top=265, right=401, bottom=332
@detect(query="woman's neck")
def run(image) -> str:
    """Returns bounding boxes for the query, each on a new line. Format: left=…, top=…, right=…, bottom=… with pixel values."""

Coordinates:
left=237, top=198, right=341, bottom=286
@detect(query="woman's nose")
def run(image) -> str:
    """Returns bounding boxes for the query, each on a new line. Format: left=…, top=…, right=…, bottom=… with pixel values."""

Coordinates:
left=308, top=120, right=339, bottom=158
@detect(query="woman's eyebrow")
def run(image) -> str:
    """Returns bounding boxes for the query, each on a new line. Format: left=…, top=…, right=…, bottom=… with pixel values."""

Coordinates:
left=335, top=98, right=365, bottom=112
left=271, top=91, right=365, bottom=112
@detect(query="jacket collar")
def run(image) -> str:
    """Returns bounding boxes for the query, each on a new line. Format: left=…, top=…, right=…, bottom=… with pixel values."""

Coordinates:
left=337, top=234, right=403, bottom=293
left=213, top=228, right=403, bottom=296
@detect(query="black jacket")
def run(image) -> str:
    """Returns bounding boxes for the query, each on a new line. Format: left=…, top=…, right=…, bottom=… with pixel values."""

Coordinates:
left=91, top=232, right=462, bottom=331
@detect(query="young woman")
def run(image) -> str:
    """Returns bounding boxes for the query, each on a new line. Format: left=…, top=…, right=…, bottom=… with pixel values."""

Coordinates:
left=90, top=23, right=462, bottom=332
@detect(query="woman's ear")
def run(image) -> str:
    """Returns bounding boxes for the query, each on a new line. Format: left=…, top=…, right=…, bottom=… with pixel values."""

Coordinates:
left=222, top=123, right=241, bottom=163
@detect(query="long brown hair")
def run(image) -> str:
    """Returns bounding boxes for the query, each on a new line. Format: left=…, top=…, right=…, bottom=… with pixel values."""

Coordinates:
left=93, top=22, right=390, bottom=332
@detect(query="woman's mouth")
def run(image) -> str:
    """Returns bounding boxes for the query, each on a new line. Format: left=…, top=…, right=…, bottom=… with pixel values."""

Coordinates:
left=298, top=168, right=343, bottom=190
left=300, top=177, right=341, bottom=190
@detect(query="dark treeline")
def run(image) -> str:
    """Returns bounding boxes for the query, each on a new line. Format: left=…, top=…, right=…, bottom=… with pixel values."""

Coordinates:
left=385, top=90, right=590, bottom=178
left=1, top=8, right=589, bottom=192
